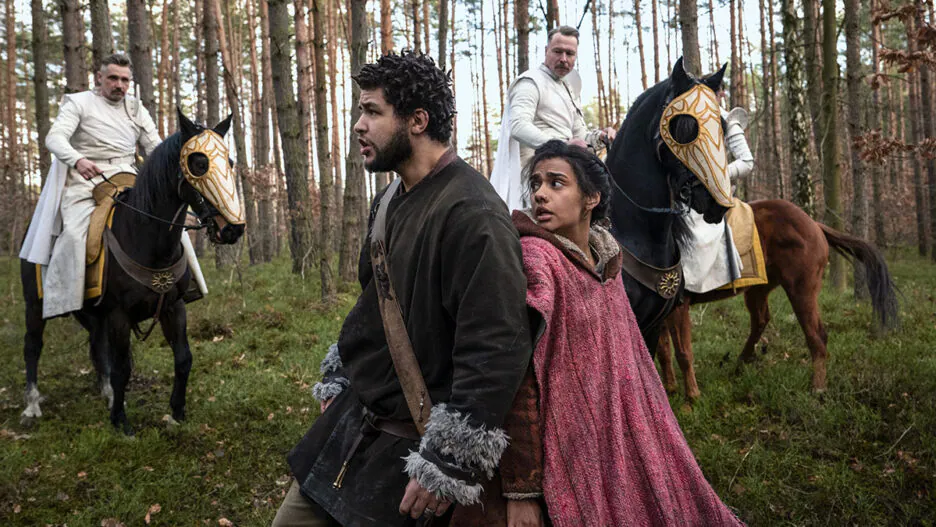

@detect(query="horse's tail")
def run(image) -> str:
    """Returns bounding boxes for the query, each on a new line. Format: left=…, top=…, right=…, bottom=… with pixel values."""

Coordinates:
left=819, top=223, right=899, bottom=330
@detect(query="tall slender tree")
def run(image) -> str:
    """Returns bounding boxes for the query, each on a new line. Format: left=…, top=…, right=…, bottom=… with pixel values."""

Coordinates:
left=820, top=0, right=844, bottom=290
left=678, top=0, right=700, bottom=74
left=652, top=0, right=660, bottom=83
left=918, top=3, right=936, bottom=261
left=62, top=0, right=88, bottom=93
left=803, top=0, right=822, bottom=141
left=89, top=0, right=114, bottom=72
left=438, top=0, right=449, bottom=68
left=635, top=0, right=648, bottom=90
left=31, top=0, right=51, bottom=183
left=311, top=0, right=335, bottom=298
left=127, top=0, right=155, bottom=115
left=294, top=0, right=313, bottom=162
left=341, top=0, right=368, bottom=281
left=516, top=0, right=529, bottom=74
left=870, top=0, right=885, bottom=246
left=269, top=0, right=314, bottom=274
left=845, top=0, right=867, bottom=294
left=782, top=0, right=813, bottom=215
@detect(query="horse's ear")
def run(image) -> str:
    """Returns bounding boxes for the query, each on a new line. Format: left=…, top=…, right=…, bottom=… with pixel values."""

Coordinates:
left=704, top=63, right=728, bottom=93
left=178, top=107, right=199, bottom=139
left=214, top=113, right=234, bottom=137
left=671, top=57, right=692, bottom=94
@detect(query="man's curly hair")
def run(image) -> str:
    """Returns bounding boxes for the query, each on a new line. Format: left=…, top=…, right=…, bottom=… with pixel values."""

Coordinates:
left=352, top=51, right=456, bottom=143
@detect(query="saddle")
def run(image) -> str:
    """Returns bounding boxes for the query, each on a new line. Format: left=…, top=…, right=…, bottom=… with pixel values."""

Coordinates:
left=717, top=197, right=768, bottom=290
left=36, top=173, right=137, bottom=301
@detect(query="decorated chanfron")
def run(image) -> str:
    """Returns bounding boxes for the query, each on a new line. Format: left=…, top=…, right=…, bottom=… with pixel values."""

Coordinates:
left=659, top=84, right=734, bottom=208
left=179, top=130, right=245, bottom=225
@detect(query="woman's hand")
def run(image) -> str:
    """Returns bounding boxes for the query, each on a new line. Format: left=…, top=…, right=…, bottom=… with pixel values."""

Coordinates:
left=320, top=398, right=334, bottom=413
left=507, top=499, right=544, bottom=527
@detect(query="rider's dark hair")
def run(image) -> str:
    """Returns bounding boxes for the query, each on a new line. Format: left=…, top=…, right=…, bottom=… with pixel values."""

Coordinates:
left=100, top=53, right=133, bottom=72
left=524, top=139, right=613, bottom=224
left=352, top=51, right=456, bottom=143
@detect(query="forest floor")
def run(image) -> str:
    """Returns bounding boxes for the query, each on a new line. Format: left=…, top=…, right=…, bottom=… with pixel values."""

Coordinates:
left=0, top=248, right=934, bottom=526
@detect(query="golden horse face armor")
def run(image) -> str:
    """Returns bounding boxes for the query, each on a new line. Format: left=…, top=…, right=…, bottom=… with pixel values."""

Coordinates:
left=659, top=84, right=734, bottom=208
left=179, top=130, right=245, bottom=225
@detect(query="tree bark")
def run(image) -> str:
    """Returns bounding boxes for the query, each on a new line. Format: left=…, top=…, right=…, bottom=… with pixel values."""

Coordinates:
left=158, top=0, right=172, bottom=137
left=411, top=0, right=421, bottom=52
left=652, top=0, right=660, bottom=84
left=127, top=0, right=155, bottom=115
left=259, top=0, right=277, bottom=261
left=341, top=0, right=368, bottom=282
left=312, top=0, right=335, bottom=298
left=269, top=0, right=314, bottom=274
left=919, top=4, right=936, bottom=261
left=295, top=0, right=314, bottom=164
left=708, top=0, right=719, bottom=67
left=870, top=0, right=885, bottom=247
left=782, top=0, right=813, bottom=216
left=381, top=0, right=393, bottom=53
left=844, top=0, right=867, bottom=295
left=820, top=0, right=844, bottom=291
left=768, top=0, right=785, bottom=198
left=246, top=0, right=263, bottom=264
left=32, top=0, right=51, bottom=184
left=480, top=0, right=493, bottom=175
left=494, top=0, right=505, bottom=112
left=516, top=0, right=529, bottom=75
left=438, top=0, right=448, bottom=69
left=729, top=0, right=739, bottom=107
left=635, top=0, right=648, bottom=90
left=61, top=0, right=88, bottom=93
left=678, top=0, right=701, bottom=75
left=89, top=0, right=114, bottom=73
left=329, top=0, right=343, bottom=237
left=803, top=0, right=822, bottom=141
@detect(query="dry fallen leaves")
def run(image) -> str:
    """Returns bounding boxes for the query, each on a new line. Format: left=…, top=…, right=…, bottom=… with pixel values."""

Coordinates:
left=218, top=517, right=233, bottom=526
left=144, top=503, right=162, bottom=524
left=100, top=518, right=126, bottom=527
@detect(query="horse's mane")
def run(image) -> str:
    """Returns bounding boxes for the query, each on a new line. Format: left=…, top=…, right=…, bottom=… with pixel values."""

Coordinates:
left=609, top=79, right=691, bottom=252
left=125, top=132, right=184, bottom=212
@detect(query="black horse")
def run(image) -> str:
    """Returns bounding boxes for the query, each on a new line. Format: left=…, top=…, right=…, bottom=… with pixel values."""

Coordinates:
left=21, top=109, right=245, bottom=434
left=606, top=58, right=730, bottom=350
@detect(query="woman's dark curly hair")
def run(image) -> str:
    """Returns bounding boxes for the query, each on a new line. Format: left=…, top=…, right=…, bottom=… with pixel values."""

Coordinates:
left=524, top=139, right=613, bottom=224
left=352, top=51, right=456, bottom=143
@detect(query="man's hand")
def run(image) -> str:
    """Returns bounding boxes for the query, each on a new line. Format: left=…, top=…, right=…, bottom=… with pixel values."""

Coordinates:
left=600, top=126, right=617, bottom=145
left=507, top=499, right=545, bottom=527
left=399, top=477, right=451, bottom=519
left=568, top=138, right=589, bottom=149
left=75, top=158, right=103, bottom=180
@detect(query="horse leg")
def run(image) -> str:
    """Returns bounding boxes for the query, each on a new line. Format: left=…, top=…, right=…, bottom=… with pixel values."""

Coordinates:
left=75, top=312, right=114, bottom=409
left=669, top=301, right=700, bottom=402
left=107, top=310, right=134, bottom=435
left=159, top=300, right=192, bottom=422
left=656, top=317, right=678, bottom=394
left=737, top=286, right=773, bottom=370
left=784, top=279, right=829, bottom=392
left=22, top=298, right=46, bottom=422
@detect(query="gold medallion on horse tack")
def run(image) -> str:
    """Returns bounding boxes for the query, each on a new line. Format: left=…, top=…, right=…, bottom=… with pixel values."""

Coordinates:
left=657, top=270, right=681, bottom=299
left=151, top=271, right=176, bottom=293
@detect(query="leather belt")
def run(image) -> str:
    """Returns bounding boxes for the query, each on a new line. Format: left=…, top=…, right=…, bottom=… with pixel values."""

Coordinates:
left=86, top=154, right=136, bottom=165
left=364, top=408, right=421, bottom=440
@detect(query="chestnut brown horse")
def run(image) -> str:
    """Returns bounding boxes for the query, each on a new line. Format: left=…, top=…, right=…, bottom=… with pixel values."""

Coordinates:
left=655, top=199, right=898, bottom=400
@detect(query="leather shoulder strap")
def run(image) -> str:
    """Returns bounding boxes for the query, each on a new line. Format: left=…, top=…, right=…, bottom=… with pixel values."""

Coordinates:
left=370, top=178, right=433, bottom=434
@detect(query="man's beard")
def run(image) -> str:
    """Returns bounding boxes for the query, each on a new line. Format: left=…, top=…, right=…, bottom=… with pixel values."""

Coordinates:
left=365, top=126, right=413, bottom=173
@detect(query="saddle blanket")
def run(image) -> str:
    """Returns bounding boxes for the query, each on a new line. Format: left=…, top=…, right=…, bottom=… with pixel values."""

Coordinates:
left=717, top=197, right=768, bottom=290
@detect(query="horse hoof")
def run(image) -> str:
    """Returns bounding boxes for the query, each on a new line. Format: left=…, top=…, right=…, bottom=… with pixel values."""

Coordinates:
left=162, top=414, right=181, bottom=427
left=664, top=383, right=679, bottom=395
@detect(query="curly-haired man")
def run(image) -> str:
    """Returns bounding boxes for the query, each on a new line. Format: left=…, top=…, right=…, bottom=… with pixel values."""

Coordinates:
left=272, top=51, right=533, bottom=526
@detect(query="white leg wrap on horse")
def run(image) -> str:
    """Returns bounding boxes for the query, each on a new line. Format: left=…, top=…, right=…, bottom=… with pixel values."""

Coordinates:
left=181, top=233, right=208, bottom=295
left=22, top=384, right=43, bottom=418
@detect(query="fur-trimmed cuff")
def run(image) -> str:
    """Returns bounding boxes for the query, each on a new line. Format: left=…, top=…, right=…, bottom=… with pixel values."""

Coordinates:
left=418, top=404, right=509, bottom=479
left=403, top=451, right=483, bottom=505
left=319, top=343, right=342, bottom=375
left=504, top=492, right=543, bottom=500
left=311, top=377, right=348, bottom=402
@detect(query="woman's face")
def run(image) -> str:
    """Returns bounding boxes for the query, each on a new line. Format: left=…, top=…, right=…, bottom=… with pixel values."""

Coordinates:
left=529, top=157, right=598, bottom=236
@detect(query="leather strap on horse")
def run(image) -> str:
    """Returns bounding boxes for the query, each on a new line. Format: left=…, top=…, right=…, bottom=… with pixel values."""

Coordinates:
left=103, top=228, right=188, bottom=341
left=617, top=243, right=684, bottom=329
left=370, top=177, right=433, bottom=435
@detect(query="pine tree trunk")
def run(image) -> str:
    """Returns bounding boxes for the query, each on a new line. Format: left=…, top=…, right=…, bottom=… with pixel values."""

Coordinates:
left=803, top=0, right=822, bottom=141
left=158, top=0, right=171, bottom=137
left=591, top=0, right=607, bottom=124
left=820, top=0, right=844, bottom=291
left=245, top=0, right=263, bottom=264
left=516, top=0, right=529, bottom=74
left=678, top=0, right=701, bottom=74
left=260, top=0, right=277, bottom=261
left=295, top=0, right=314, bottom=166
left=411, top=0, right=421, bottom=52
left=494, top=0, right=505, bottom=112
left=737, top=0, right=747, bottom=107
left=32, top=0, right=51, bottom=184
left=708, top=0, right=719, bottom=67
left=422, top=0, right=430, bottom=56
left=6, top=0, right=16, bottom=199
left=89, top=0, right=114, bottom=72
left=635, top=0, right=648, bottom=90
left=204, top=0, right=219, bottom=127
left=451, top=1, right=458, bottom=151
left=311, top=0, right=335, bottom=298
left=269, top=0, right=313, bottom=274
left=381, top=0, right=393, bottom=53
left=546, top=0, right=558, bottom=30
left=919, top=5, right=936, bottom=261
left=329, top=0, right=343, bottom=240
left=870, top=0, right=885, bottom=247
left=729, top=0, right=738, bottom=107
left=128, top=0, right=155, bottom=115
left=844, top=0, right=867, bottom=295
left=438, top=0, right=448, bottom=69
left=341, top=0, right=367, bottom=282
left=503, top=0, right=511, bottom=86
left=768, top=0, right=785, bottom=198
left=758, top=0, right=771, bottom=194
left=195, top=0, right=205, bottom=123
left=480, top=0, right=493, bottom=175
left=782, top=0, right=813, bottom=216
left=62, top=0, right=88, bottom=93
left=170, top=0, right=181, bottom=133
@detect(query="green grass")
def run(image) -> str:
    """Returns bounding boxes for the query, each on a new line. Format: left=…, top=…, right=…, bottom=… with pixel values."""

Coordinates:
left=0, top=248, right=934, bottom=526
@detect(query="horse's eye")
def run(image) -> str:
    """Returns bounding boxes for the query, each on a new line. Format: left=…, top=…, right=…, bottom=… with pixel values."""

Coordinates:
left=668, top=115, right=699, bottom=145
left=187, top=153, right=210, bottom=177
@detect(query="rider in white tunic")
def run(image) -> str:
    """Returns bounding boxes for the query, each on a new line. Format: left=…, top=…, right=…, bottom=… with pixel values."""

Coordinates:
left=490, top=26, right=617, bottom=212
left=20, top=53, right=203, bottom=319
